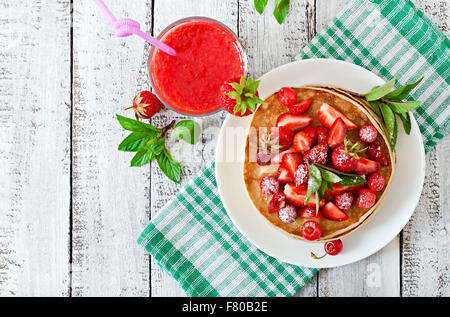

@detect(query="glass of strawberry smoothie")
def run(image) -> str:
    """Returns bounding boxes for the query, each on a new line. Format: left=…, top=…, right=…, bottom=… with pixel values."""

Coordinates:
left=149, top=17, right=247, bottom=116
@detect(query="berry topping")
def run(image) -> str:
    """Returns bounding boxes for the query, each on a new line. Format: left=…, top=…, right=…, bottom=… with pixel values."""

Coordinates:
left=304, top=144, right=328, bottom=165
left=300, top=220, right=322, bottom=241
left=327, top=118, right=347, bottom=148
left=332, top=145, right=358, bottom=172
left=276, top=113, right=313, bottom=133
left=271, top=126, right=294, bottom=147
left=334, top=192, right=354, bottom=211
left=359, top=125, right=378, bottom=143
left=316, top=126, right=329, bottom=145
left=256, top=149, right=272, bottom=166
left=356, top=188, right=377, bottom=208
left=321, top=201, right=349, bottom=221
left=354, top=158, right=380, bottom=175
left=278, top=167, right=294, bottom=184
left=278, top=87, right=297, bottom=107
left=284, top=183, right=325, bottom=207
left=268, top=193, right=286, bottom=213
left=260, top=176, right=280, bottom=195
left=317, top=103, right=357, bottom=129
left=281, top=152, right=303, bottom=178
left=300, top=206, right=323, bottom=219
left=311, top=240, right=343, bottom=259
left=294, top=164, right=309, bottom=187
left=127, top=91, right=163, bottom=119
left=293, top=131, right=313, bottom=153
left=302, top=126, right=317, bottom=144
left=367, top=142, right=388, bottom=166
left=288, top=98, right=313, bottom=114
left=367, top=173, right=385, bottom=192
left=271, top=147, right=296, bottom=164
left=278, top=204, right=298, bottom=223
left=218, top=76, right=263, bottom=117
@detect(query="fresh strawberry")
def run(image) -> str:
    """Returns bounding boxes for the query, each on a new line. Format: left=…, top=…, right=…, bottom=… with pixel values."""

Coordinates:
left=256, top=149, right=271, bottom=166
left=367, top=173, right=385, bottom=192
left=260, top=176, right=280, bottom=194
left=367, top=142, right=388, bottom=166
left=268, top=193, right=286, bottom=213
left=281, top=152, right=303, bottom=178
left=276, top=113, right=313, bottom=133
left=359, top=125, right=378, bottom=143
left=328, top=118, right=347, bottom=148
left=278, top=87, right=297, bottom=107
left=334, top=192, right=354, bottom=211
left=284, top=184, right=325, bottom=207
left=321, top=202, right=349, bottom=221
left=293, top=131, right=313, bottom=153
left=271, top=126, right=293, bottom=147
left=304, top=144, right=328, bottom=165
left=271, top=147, right=296, bottom=164
left=331, top=145, right=358, bottom=172
left=318, top=103, right=357, bottom=129
left=326, top=183, right=364, bottom=195
left=356, top=188, right=376, bottom=208
left=300, top=206, right=323, bottom=220
left=278, top=204, right=298, bottom=223
left=294, top=164, right=309, bottom=188
left=278, top=166, right=294, bottom=183
left=218, top=76, right=263, bottom=117
left=302, top=126, right=317, bottom=144
left=126, top=91, right=163, bottom=119
left=288, top=98, right=313, bottom=114
left=355, top=158, right=380, bottom=175
left=316, top=126, right=329, bottom=145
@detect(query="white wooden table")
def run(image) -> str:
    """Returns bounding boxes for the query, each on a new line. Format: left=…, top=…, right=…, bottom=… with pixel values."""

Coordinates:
left=0, top=0, right=449, bottom=297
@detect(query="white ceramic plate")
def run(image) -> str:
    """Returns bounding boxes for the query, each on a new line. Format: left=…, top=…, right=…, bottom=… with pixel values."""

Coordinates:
left=215, top=59, right=425, bottom=268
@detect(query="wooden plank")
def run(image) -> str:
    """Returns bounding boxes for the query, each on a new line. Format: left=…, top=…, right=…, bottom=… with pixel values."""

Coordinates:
left=71, top=0, right=152, bottom=296
left=0, top=0, right=71, bottom=296
left=401, top=0, right=449, bottom=296
left=314, top=0, right=401, bottom=297
left=150, top=0, right=239, bottom=297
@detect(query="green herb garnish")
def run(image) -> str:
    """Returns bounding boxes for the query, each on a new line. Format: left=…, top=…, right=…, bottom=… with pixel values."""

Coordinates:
left=254, top=0, right=290, bottom=24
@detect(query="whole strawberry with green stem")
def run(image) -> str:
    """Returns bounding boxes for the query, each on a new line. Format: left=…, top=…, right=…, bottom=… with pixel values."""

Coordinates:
left=218, top=75, right=265, bottom=117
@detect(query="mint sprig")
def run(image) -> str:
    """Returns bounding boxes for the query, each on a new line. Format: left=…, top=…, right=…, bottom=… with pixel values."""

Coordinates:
left=117, top=115, right=200, bottom=184
left=364, top=77, right=423, bottom=150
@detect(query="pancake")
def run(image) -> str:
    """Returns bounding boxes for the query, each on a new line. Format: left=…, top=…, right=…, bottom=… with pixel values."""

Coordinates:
left=243, top=86, right=395, bottom=242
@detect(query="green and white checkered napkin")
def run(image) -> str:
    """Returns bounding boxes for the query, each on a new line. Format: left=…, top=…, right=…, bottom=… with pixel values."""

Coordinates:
left=138, top=0, right=450, bottom=297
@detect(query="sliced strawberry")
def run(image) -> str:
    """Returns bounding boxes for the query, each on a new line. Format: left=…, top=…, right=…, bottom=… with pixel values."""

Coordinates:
left=355, top=158, right=380, bottom=175
left=321, top=202, right=349, bottom=221
left=302, top=126, right=317, bottom=144
left=293, top=131, right=313, bottom=153
left=281, top=152, right=303, bottom=178
left=271, top=126, right=294, bottom=147
left=288, top=98, right=313, bottom=115
left=268, top=193, right=286, bottom=213
left=278, top=87, right=297, bottom=107
left=271, top=147, right=296, bottom=164
left=328, top=118, right=347, bottom=148
left=317, top=126, right=329, bottom=145
left=367, top=142, right=388, bottom=166
left=304, top=144, right=328, bottom=165
left=278, top=166, right=294, bottom=184
left=294, top=164, right=309, bottom=187
left=276, top=113, right=313, bottom=133
left=284, top=184, right=325, bottom=207
left=318, top=103, right=357, bottom=129
left=325, top=183, right=364, bottom=195
left=300, top=206, right=323, bottom=220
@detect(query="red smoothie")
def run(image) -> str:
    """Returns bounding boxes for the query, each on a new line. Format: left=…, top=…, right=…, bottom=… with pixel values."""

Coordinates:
left=149, top=18, right=246, bottom=115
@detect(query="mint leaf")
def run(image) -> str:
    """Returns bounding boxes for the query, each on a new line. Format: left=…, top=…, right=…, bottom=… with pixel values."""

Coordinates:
left=273, top=0, right=290, bottom=24
left=173, top=120, right=201, bottom=145
left=254, top=0, right=268, bottom=14
left=116, top=114, right=161, bottom=133
left=147, top=137, right=165, bottom=156
left=314, top=163, right=366, bottom=186
left=385, top=100, right=421, bottom=112
left=380, top=103, right=397, bottom=150
left=320, top=169, right=342, bottom=183
left=157, top=149, right=181, bottom=184
left=400, top=112, right=412, bottom=135
left=305, top=164, right=321, bottom=204
left=118, top=132, right=158, bottom=152
left=130, top=147, right=155, bottom=167
left=384, top=77, right=423, bottom=101
left=365, top=78, right=396, bottom=101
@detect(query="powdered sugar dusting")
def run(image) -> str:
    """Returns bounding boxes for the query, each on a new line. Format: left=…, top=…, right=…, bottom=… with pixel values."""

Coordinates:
left=278, top=204, right=298, bottom=223
left=335, top=192, right=354, bottom=211
left=260, top=176, right=280, bottom=194
left=359, top=125, right=378, bottom=143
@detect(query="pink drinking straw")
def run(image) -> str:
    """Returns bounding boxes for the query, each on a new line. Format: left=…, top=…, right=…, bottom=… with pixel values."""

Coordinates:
left=93, top=0, right=177, bottom=56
